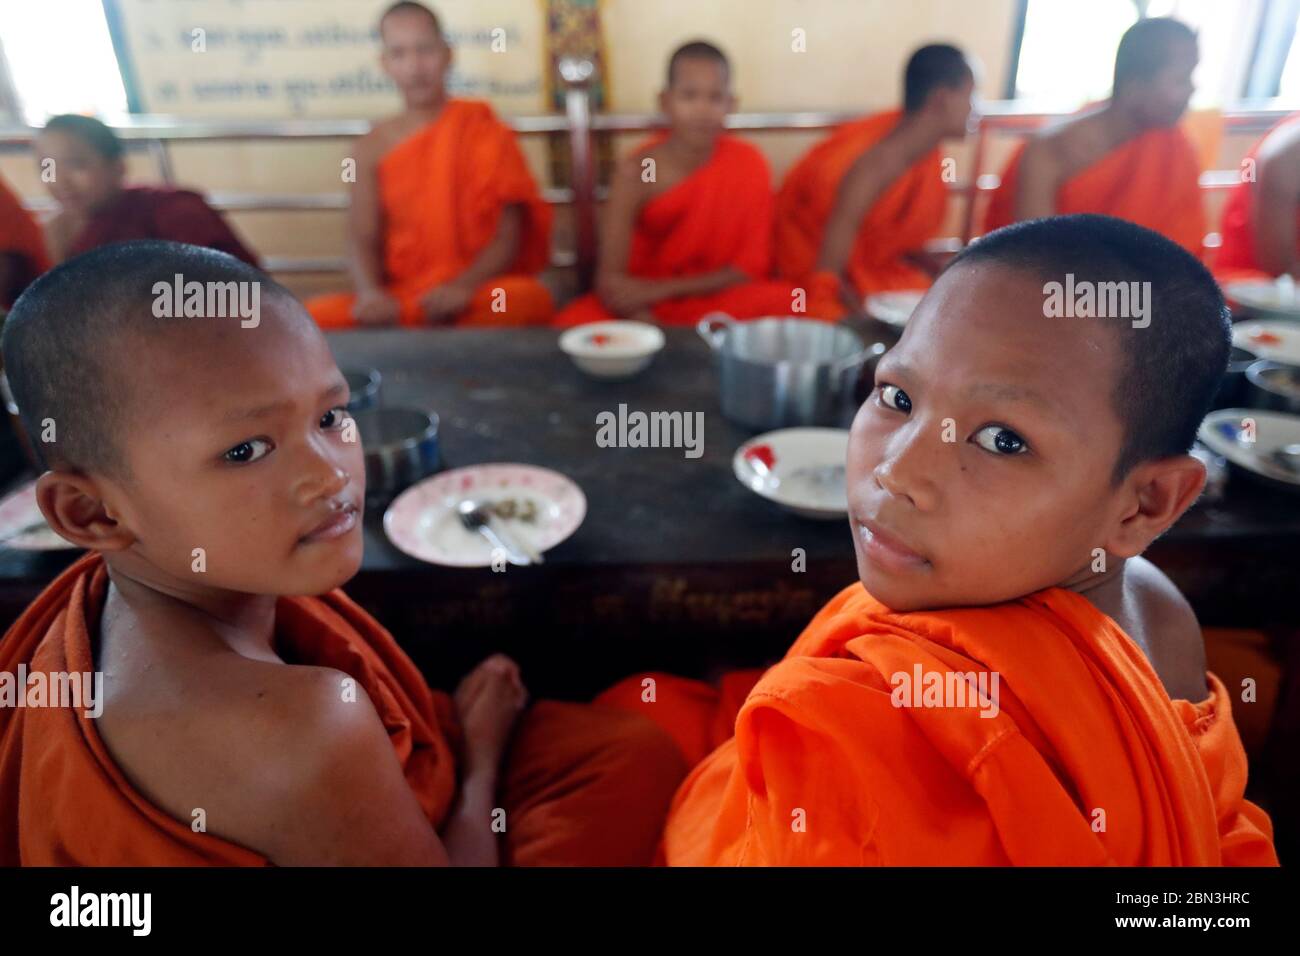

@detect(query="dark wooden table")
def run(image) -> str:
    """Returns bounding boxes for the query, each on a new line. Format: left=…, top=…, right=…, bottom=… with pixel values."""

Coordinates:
left=2, top=326, right=1299, bottom=696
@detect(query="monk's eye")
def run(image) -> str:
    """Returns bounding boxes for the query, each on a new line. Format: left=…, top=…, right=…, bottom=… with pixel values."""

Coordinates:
left=320, top=407, right=349, bottom=431
left=879, top=384, right=912, bottom=414
left=973, top=425, right=1028, bottom=456
left=223, top=438, right=272, bottom=464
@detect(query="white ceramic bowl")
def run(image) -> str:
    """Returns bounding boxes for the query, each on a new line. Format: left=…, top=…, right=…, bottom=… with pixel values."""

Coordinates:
left=559, top=320, right=665, bottom=379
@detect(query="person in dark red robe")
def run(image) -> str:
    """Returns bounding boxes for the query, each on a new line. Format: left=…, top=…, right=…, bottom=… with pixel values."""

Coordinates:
left=35, top=114, right=258, bottom=266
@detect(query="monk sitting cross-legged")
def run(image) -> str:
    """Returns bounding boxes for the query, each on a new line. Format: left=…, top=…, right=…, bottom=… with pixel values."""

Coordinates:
left=775, top=44, right=975, bottom=306
left=984, top=17, right=1205, bottom=253
left=0, top=174, right=51, bottom=309
left=554, top=40, right=839, bottom=328
left=306, top=1, right=553, bottom=330
left=0, top=241, right=686, bottom=866
left=600, top=215, right=1277, bottom=866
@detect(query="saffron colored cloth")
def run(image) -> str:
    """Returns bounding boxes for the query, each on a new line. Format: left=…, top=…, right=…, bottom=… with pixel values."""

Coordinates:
left=67, top=186, right=258, bottom=266
left=1214, top=112, right=1300, bottom=279
left=600, top=583, right=1278, bottom=866
left=0, top=175, right=52, bottom=307
left=555, top=134, right=841, bottom=326
left=307, top=100, right=554, bottom=328
left=774, top=110, right=947, bottom=296
left=0, top=554, right=686, bottom=866
left=984, top=124, right=1205, bottom=254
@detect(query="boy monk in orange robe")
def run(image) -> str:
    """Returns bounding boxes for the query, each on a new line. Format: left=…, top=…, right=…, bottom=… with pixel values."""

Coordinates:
left=0, top=174, right=50, bottom=308
left=0, top=241, right=685, bottom=865
left=307, top=2, right=552, bottom=329
left=776, top=44, right=974, bottom=300
left=555, top=41, right=837, bottom=327
left=984, top=18, right=1205, bottom=253
left=601, top=215, right=1277, bottom=866
left=1215, top=112, right=1300, bottom=280
left=35, top=115, right=257, bottom=267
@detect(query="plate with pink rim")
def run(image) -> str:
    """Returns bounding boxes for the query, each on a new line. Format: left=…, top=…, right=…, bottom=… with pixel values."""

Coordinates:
left=0, top=479, right=77, bottom=551
left=382, top=463, right=586, bottom=567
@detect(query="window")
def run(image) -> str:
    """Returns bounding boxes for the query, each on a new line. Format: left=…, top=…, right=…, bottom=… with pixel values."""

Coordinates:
left=0, top=0, right=128, bottom=124
left=1009, top=0, right=1276, bottom=108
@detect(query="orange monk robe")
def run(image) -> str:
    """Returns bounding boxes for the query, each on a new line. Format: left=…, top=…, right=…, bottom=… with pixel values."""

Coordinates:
left=1215, top=112, right=1300, bottom=281
left=0, top=555, right=687, bottom=866
left=554, top=135, right=841, bottom=327
left=599, top=584, right=1278, bottom=866
left=0, top=176, right=52, bottom=308
left=307, top=100, right=554, bottom=329
left=984, top=123, right=1205, bottom=254
left=774, top=110, right=948, bottom=297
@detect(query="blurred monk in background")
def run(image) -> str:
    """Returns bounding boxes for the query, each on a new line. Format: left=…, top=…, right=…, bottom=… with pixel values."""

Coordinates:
left=776, top=44, right=974, bottom=302
left=1215, top=113, right=1300, bottom=280
left=554, top=40, right=839, bottom=327
left=984, top=17, right=1205, bottom=252
left=307, top=1, right=553, bottom=329
left=0, top=175, right=50, bottom=309
left=35, top=115, right=257, bottom=267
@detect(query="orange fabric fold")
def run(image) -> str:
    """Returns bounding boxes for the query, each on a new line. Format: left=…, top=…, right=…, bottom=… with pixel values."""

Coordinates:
left=306, top=99, right=554, bottom=328
left=0, top=554, right=685, bottom=865
left=984, top=124, right=1205, bottom=254
left=0, top=176, right=52, bottom=308
left=774, top=109, right=947, bottom=296
left=1214, top=112, right=1300, bottom=279
left=554, top=135, right=840, bottom=326
left=607, top=583, right=1277, bottom=866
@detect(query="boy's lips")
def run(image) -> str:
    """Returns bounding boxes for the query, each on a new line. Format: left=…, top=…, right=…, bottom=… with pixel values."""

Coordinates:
left=855, top=516, right=929, bottom=572
left=299, top=501, right=360, bottom=544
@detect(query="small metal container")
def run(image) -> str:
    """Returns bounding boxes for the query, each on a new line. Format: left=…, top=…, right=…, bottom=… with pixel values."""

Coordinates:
left=698, top=314, right=880, bottom=431
left=1212, top=346, right=1257, bottom=410
left=1245, top=360, right=1300, bottom=415
left=343, top=367, right=382, bottom=412
left=352, top=407, right=440, bottom=507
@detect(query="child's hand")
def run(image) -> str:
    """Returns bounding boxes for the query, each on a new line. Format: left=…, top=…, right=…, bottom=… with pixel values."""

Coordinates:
left=453, top=654, right=528, bottom=779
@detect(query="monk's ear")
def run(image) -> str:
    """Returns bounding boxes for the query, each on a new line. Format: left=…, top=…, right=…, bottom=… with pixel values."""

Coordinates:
left=34, top=470, right=136, bottom=552
left=658, top=88, right=671, bottom=115
left=1103, top=454, right=1205, bottom=559
left=727, top=93, right=739, bottom=114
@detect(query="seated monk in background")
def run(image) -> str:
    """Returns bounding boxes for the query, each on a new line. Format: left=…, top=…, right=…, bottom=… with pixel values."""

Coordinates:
left=775, top=44, right=974, bottom=303
left=0, top=241, right=685, bottom=865
left=36, top=115, right=257, bottom=267
left=600, top=215, right=1277, bottom=866
left=1215, top=112, right=1300, bottom=280
left=0, top=174, right=50, bottom=309
left=984, top=18, right=1204, bottom=252
left=555, top=40, right=838, bottom=328
left=307, top=1, right=552, bottom=329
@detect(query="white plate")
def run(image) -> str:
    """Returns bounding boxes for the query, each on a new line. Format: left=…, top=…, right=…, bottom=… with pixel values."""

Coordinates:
left=864, top=290, right=925, bottom=328
left=733, top=428, right=850, bottom=520
left=1231, top=321, right=1300, bottom=366
left=0, top=480, right=78, bottom=551
left=1198, top=409, right=1300, bottom=489
left=1225, top=278, right=1300, bottom=321
left=382, top=463, right=586, bottom=567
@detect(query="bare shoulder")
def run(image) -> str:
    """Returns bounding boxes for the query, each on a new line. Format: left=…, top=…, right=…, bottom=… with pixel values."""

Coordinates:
left=1124, top=557, right=1209, bottom=702
left=358, top=114, right=417, bottom=161
left=97, top=647, right=398, bottom=858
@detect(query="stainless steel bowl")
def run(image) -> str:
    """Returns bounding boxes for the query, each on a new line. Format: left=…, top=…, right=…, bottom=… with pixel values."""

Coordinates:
left=1245, top=360, right=1300, bottom=415
left=352, top=407, right=440, bottom=507
left=343, top=367, right=382, bottom=412
left=1212, top=346, right=1258, bottom=410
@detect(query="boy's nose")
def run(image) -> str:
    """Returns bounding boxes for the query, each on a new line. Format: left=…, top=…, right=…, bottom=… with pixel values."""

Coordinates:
left=294, top=448, right=349, bottom=505
left=873, top=426, right=939, bottom=511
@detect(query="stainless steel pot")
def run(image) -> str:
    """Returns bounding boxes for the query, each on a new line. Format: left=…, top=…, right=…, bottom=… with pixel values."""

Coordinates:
left=352, top=407, right=440, bottom=507
left=343, top=367, right=382, bottom=412
left=698, top=314, right=883, bottom=430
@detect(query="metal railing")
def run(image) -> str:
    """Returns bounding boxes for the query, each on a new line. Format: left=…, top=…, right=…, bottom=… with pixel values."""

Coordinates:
left=1, top=62, right=1293, bottom=284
